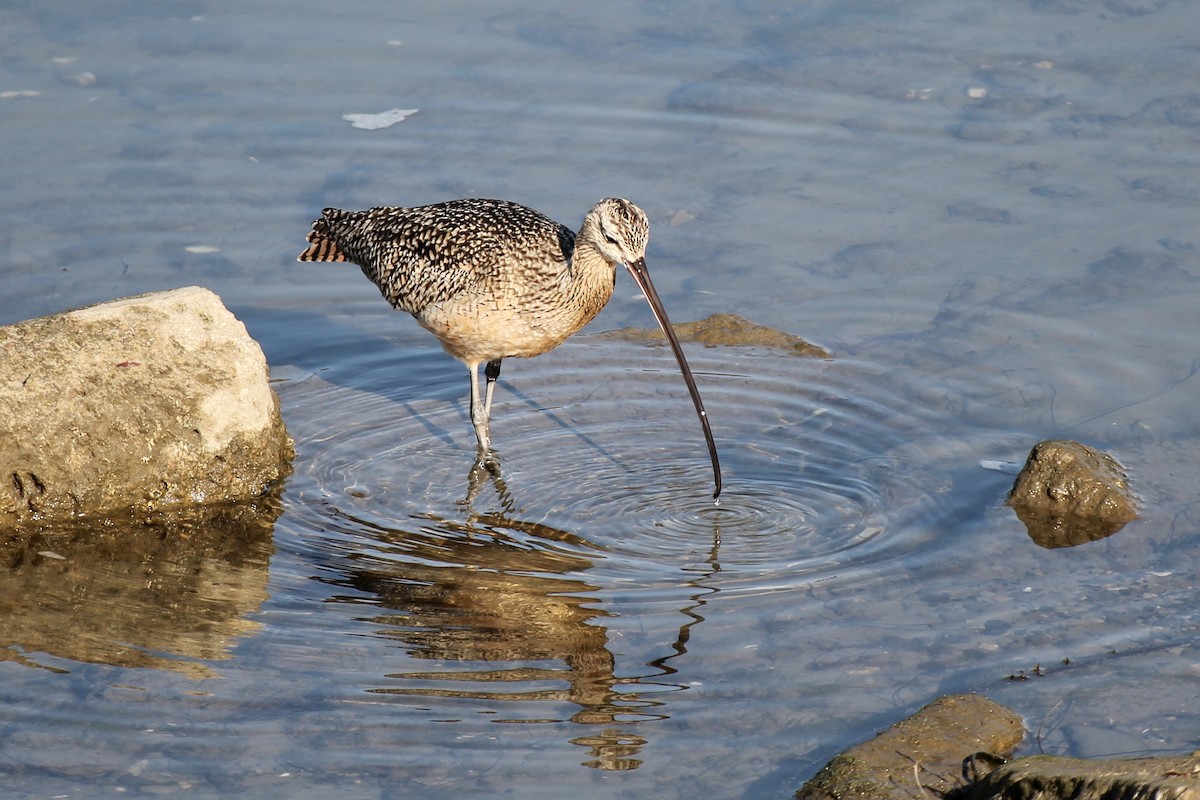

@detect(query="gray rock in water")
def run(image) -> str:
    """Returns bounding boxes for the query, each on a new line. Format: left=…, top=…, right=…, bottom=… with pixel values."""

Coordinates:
left=955, top=753, right=1200, bottom=800
left=0, top=286, right=293, bottom=527
left=1007, top=440, right=1138, bottom=547
left=794, top=694, right=1024, bottom=800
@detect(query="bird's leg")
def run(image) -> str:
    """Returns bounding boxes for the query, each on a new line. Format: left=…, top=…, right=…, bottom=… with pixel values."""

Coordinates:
left=468, top=362, right=503, bottom=474
left=483, top=359, right=502, bottom=421
left=468, top=362, right=491, bottom=455
left=478, top=359, right=503, bottom=472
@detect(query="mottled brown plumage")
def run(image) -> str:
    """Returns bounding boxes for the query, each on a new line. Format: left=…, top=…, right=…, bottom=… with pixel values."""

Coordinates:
left=299, top=197, right=721, bottom=498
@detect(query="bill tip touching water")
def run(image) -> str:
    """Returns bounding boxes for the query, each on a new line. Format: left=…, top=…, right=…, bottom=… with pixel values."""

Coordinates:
left=298, top=197, right=722, bottom=499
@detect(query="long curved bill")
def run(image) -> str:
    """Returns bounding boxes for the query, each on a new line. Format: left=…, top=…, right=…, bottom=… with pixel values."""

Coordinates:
left=624, top=257, right=723, bottom=499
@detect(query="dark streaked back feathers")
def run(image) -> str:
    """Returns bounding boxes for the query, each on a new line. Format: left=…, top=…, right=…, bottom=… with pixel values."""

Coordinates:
left=298, top=199, right=576, bottom=315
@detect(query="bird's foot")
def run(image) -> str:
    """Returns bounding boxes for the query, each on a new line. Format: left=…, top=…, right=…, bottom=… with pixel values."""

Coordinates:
left=472, top=446, right=501, bottom=474
left=462, top=450, right=515, bottom=513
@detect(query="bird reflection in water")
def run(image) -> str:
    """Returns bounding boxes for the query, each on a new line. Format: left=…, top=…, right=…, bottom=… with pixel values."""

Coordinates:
left=318, top=474, right=720, bottom=771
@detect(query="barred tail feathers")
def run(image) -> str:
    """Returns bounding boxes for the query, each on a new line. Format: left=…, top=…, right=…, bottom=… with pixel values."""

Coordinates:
left=297, top=209, right=348, bottom=262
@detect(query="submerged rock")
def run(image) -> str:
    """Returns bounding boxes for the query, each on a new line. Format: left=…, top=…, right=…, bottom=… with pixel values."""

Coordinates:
left=794, top=694, right=1024, bottom=800
left=601, top=312, right=832, bottom=357
left=0, top=286, right=293, bottom=528
left=955, top=753, right=1200, bottom=800
left=1007, top=440, right=1138, bottom=548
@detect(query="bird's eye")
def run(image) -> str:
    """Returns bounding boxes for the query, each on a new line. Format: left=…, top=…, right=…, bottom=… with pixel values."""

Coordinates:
left=603, top=232, right=619, bottom=245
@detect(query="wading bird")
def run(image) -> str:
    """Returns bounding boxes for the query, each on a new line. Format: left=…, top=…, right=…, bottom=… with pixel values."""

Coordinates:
left=298, top=197, right=721, bottom=498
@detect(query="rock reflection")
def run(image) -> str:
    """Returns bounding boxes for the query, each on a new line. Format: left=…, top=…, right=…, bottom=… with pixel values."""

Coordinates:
left=320, top=476, right=721, bottom=771
left=1010, top=505, right=1130, bottom=549
left=0, top=496, right=280, bottom=677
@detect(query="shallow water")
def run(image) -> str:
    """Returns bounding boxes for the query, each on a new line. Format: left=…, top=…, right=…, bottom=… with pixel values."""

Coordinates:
left=3, top=0, right=1200, bottom=797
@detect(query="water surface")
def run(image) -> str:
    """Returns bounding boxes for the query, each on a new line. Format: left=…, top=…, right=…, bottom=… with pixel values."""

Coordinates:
left=2, top=0, right=1199, bottom=797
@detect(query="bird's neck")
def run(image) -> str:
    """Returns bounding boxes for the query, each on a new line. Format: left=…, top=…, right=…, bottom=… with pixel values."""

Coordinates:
left=563, top=237, right=617, bottom=324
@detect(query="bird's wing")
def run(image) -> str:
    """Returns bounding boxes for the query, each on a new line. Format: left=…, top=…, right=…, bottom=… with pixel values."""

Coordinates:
left=322, top=200, right=574, bottom=316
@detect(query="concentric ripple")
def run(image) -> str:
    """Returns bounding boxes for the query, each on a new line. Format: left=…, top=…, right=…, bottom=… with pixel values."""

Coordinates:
left=276, top=335, right=951, bottom=593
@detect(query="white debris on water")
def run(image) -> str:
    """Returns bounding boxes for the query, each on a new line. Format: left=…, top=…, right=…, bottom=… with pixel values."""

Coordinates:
left=342, top=108, right=419, bottom=130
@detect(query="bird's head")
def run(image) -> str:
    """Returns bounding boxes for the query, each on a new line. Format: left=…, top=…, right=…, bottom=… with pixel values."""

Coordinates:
left=586, top=198, right=649, bottom=268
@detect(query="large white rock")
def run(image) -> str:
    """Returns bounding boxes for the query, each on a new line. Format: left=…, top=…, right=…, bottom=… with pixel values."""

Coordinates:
left=0, top=286, right=292, bottom=527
